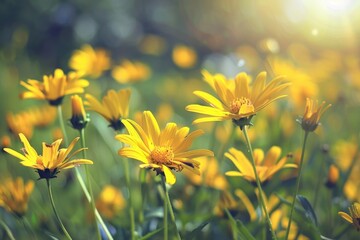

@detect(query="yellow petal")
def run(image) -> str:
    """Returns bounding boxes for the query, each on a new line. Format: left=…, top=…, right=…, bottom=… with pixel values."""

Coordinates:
left=163, top=165, right=176, bottom=185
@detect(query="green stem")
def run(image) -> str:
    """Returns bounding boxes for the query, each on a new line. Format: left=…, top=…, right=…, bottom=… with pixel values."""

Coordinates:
left=80, top=129, right=101, bottom=240
left=242, top=126, right=277, bottom=240
left=0, top=218, right=15, bottom=240
left=123, top=156, right=136, bottom=240
left=312, top=154, right=325, bottom=210
left=161, top=175, right=181, bottom=240
left=22, top=217, right=37, bottom=240
left=285, top=131, right=309, bottom=240
left=46, top=179, right=72, bottom=240
left=216, top=124, right=236, bottom=161
left=57, top=105, right=113, bottom=240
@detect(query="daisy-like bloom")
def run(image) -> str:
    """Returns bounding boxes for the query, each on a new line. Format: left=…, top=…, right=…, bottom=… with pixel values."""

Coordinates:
left=96, top=185, right=125, bottom=220
left=172, top=44, right=197, bottom=68
left=85, top=89, right=131, bottom=131
left=225, top=146, right=297, bottom=183
left=116, top=111, right=214, bottom=184
left=20, top=68, right=89, bottom=106
left=24, top=105, right=57, bottom=128
left=112, top=60, right=151, bottom=84
left=3, top=133, right=93, bottom=179
left=338, top=202, right=360, bottom=231
left=70, top=95, right=89, bottom=130
left=69, top=44, right=111, bottom=78
left=0, top=177, right=34, bottom=217
left=186, top=70, right=290, bottom=127
left=298, top=98, right=331, bottom=132
left=325, top=164, right=339, bottom=189
left=6, top=112, right=34, bottom=139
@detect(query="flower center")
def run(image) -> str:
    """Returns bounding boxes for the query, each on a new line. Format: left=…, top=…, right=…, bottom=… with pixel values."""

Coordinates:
left=150, top=146, right=174, bottom=164
left=229, top=97, right=254, bottom=114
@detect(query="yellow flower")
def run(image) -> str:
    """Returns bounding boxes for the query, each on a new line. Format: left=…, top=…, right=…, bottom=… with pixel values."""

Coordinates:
left=20, top=69, right=89, bottom=106
left=172, top=44, right=197, bottom=68
left=96, top=185, right=125, bottom=220
left=0, top=177, right=34, bottom=217
left=183, top=157, right=228, bottom=191
left=116, top=111, right=213, bottom=184
left=85, top=89, right=131, bottom=131
left=225, top=146, right=297, bottom=183
left=70, top=95, right=89, bottom=130
left=338, top=202, right=360, bottom=231
left=325, top=164, right=339, bottom=189
left=69, top=44, right=111, bottom=78
left=112, top=60, right=151, bottom=84
left=186, top=70, right=290, bottom=126
left=299, top=98, right=331, bottom=132
left=4, top=133, right=93, bottom=179
left=6, top=112, right=34, bottom=139
left=139, top=34, right=167, bottom=56
left=6, top=105, right=57, bottom=139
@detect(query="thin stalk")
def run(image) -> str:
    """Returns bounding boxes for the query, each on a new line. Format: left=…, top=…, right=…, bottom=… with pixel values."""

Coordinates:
left=216, top=124, right=236, bottom=162
left=0, top=218, right=15, bottom=240
left=22, top=216, right=37, bottom=240
left=285, top=131, right=309, bottom=240
left=163, top=182, right=168, bottom=240
left=123, top=156, right=136, bottom=240
left=57, top=105, right=113, bottom=240
left=242, top=126, right=277, bottom=240
left=46, top=179, right=72, bottom=240
left=161, top=175, right=181, bottom=240
left=312, top=155, right=326, bottom=210
left=80, top=129, right=101, bottom=240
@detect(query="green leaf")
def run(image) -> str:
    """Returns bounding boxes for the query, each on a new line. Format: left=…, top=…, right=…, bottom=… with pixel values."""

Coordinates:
left=186, top=219, right=212, bottom=239
left=297, top=195, right=318, bottom=226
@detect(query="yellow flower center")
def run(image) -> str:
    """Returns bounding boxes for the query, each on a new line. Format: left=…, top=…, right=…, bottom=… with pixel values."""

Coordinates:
left=229, top=97, right=254, bottom=115
left=150, top=146, right=174, bottom=164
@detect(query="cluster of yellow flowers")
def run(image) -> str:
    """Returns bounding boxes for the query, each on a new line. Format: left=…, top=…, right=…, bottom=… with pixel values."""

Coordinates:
left=1, top=41, right=359, bottom=240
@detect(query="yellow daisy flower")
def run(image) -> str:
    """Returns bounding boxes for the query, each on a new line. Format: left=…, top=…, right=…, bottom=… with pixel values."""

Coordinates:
left=70, top=94, right=89, bottom=130
left=0, top=177, right=34, bottom=217
left=4, top=133, right=93, bottom=179
left=299, top=98, right=331, bottom=132
left=186, top=70, right=290, bottom=127
left=116, top=111, right=213, bottom=185
left=20, top=68, right=89, bottom=106
left=172, top=44, right=197, bottom=69
left=338, top=202, right=360, bottom=231
left=69, top=44, right=111, bottom=78
left=225, top=146, right=297, bottom=183
left=85, top=88, right=131, bottom=131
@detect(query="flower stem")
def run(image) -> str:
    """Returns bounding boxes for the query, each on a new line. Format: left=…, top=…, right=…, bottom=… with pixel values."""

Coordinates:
left=0, top=218, right=15, bottom=240
left=46, top=179, right=72, bottom=240
left=22, top=217, right=37, bottom=240
left=242, top=126, right=277, bottom=240
left=123, top=156, right=136, bottom=240
left=285, top=131, right=309, bottom=240
left=161, top=175, right=181, bottom=240
left=57, top=105, right=113, bottom=240
left=80, top=129, right=101, bottom=240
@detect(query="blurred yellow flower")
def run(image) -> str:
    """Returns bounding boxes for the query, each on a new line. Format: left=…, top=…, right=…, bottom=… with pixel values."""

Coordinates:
left=225, top=146, right=297, bottom=183
left=267, top=57, right=318, bottom=109
left=85, top=89, right=131, bottom=131
left=299, top=98, right=331, bottom=132
left=112, top=60, right=151, bottom=84
left=116, top=111, right=213, bottom=185
left=0, top=177, right=34, bottom=217
left=172, top=44, right=197, bottom=68
left=96, top=185, right=125, bottom=220
left=4, top=133, right=93, bottom=179
left=186, top=70, right=289, bottom=125
left=344, top=160, right=360, bottom=202
left=20, top=69, right=89, bottom=106
left=70, top=95, right=89, bottom=130
left=338, top=202, right=360, bottom=231
left=69, top=44, right=111, bottom=78
left=213, top=190, right=238, bottom=217
left=184, top=157, right=228, bottom=191
left=332, top=139, right=358, bottom=171
left=6, top=105, right=57, bottom=139
left=6, top=112, right=34, bottom=139
left=139, top=34, right=167, bottom=56
left=325, top=164, right=339, bottom=189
